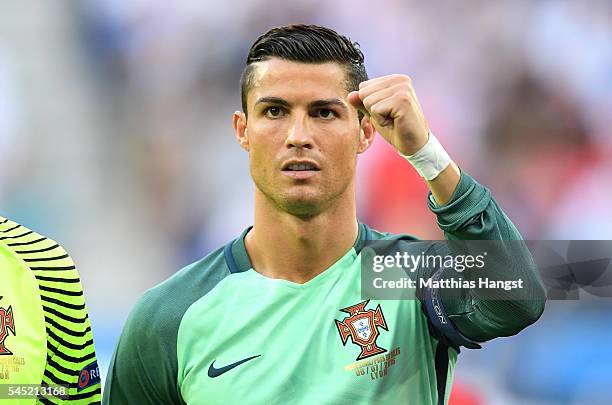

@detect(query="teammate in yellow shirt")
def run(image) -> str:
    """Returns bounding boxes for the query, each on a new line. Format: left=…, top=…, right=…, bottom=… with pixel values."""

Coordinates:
left=0, top=215, right=101, bottom=404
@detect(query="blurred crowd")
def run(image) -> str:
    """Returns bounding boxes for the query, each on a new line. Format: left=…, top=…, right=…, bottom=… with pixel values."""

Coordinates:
left=1, top=0, right=611, bottom=403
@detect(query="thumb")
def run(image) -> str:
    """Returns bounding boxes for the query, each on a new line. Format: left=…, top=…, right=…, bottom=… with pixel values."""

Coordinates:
left=347, top=91, right=367, bottom=115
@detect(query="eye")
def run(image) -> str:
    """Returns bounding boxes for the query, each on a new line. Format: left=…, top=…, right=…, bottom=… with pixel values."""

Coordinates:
left=264, top=106, right=285, bottom=118
left=315, top=108, right=337, bottom=120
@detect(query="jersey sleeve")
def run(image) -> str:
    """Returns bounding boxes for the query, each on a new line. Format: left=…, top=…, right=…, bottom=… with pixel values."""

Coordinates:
left=104, top=249, right=230, bottom=405
left=103, top=289, right=185, bottom=405
left=38, top=264, right=102, bottom=404
left=425, top=171, right=546, bottom=343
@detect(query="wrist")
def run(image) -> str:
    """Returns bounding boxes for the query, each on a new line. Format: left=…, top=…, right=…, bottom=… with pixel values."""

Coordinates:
left=399, top=131, right=451, bottom=180
left=397, top=130, right=429, bottom=156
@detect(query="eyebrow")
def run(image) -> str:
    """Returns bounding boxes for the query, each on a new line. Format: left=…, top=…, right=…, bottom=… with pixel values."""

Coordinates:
left=254, top=97, right=291, bottom=108
left=254, top=97, right=349, bottom=112
left=310, top=98, right=349, bottom=112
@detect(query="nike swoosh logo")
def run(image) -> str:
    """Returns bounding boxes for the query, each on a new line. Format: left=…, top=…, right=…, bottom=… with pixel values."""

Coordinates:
left=208, top=355, right=261, bottom=378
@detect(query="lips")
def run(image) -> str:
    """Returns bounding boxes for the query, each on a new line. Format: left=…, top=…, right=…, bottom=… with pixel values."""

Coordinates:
left=281, top=160, right=321, bottom=172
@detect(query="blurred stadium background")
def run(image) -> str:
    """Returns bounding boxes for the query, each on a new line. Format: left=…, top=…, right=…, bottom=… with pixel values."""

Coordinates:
left=1, top=0, right=611, bottom=403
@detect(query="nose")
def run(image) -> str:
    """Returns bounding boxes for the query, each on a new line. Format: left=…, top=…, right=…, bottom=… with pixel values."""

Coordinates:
left=285, top=112, right=314, bottom=149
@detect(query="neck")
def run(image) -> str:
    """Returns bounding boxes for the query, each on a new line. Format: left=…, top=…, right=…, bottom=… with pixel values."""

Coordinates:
left=245, top=189, right=359, bottom=284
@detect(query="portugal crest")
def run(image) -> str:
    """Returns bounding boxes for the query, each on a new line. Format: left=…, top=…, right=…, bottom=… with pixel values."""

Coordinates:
left=335, top=300, right=388, bottom=360
left=0, top=296, right=16, bottom=356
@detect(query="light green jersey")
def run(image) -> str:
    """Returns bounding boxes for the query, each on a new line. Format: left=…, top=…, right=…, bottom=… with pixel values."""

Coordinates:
left=177, top=232, right=456, bottom=404
left=104, top=173, right=545, bottom=405
left=0, top=216, right=101, bottom=404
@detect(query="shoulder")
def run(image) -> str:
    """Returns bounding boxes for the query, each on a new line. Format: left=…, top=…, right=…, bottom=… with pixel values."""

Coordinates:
left=106, top=244, right=233, bottom=404
left=123, top=244, right=231, bottom=339
left=0, top=215, right=78, bottom=274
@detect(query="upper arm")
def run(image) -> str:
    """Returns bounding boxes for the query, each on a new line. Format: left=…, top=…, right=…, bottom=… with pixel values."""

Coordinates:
left=103, top=293, right=184, bottom=405
left=103, top=252, right=230, bottom=405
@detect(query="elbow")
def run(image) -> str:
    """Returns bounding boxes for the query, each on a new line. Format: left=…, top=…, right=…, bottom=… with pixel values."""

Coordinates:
left=464, top=294, right=546, bottom=342
left=505, top=256, right=548, bottom=334
left=525, top=283, right=547, bottom=327
left=505, top=286, right=547, bottom=336
left=516, top=295, right=546, bottom=333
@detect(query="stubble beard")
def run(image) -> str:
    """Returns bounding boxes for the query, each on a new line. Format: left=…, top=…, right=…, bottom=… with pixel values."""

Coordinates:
left=254, top=177, right=352, bottom=220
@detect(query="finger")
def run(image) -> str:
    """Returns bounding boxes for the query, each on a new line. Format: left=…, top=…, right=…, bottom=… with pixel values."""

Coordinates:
left=359, top=74, right=410, bottom=93
left=359, top=79, right=411, bottom=103
left=347, top=91, right=369, bottom=116
left=361, top=83, right=407, bottom=112
left=358, top=74, right=401, bottom=89
left=369, top=98, right=398, bottom=127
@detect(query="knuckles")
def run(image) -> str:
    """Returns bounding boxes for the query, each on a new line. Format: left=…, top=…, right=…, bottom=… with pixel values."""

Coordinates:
left=359, top=74, right=413, bottom=89
left=391, top=74, right=412, bottom=84
left=371, top=105, right=384, bottom=115
left=397, top=93, right=412, bottom=104
left=358, top=75, right=416, bottom=114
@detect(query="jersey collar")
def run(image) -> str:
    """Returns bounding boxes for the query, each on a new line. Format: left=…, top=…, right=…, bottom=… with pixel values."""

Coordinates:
left=224, top=222, right=371, bottom=274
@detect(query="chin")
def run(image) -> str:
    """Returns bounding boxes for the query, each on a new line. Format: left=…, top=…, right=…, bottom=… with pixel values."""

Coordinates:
left=278, top=194, right=324, bottom=218
left=256, top=180, right=343, bottom=218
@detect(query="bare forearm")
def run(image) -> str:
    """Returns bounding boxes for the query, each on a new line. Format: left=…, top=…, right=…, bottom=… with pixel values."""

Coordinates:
left=427, top=161, right=460, bottom=206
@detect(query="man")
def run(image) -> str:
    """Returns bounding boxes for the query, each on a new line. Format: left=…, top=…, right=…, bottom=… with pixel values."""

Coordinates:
left=104, top=25, right=545, bottom=404
left=0, top=216, right=101, bottom=404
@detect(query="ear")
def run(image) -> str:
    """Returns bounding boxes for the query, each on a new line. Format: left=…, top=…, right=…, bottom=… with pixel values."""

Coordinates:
left=233, top=111, right=249, bottom=152
left=357, top=115, right=375, bottom=154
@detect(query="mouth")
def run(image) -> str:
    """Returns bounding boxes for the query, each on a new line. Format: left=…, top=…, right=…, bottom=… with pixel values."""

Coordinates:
left=281, top=160, right=321, bottom=179
left=281, top=160, right=321, bottom=172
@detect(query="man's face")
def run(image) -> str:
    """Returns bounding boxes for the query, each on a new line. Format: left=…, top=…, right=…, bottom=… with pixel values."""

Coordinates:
left=234, top=58, right=372, bottom=218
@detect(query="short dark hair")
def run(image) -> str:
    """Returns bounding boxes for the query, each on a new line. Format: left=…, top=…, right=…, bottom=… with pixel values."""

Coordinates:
left=240, top=24, right=368, bottom=118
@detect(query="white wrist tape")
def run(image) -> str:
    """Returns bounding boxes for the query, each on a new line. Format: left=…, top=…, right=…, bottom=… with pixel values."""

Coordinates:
left=399, top=131, right=451, bottom=180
